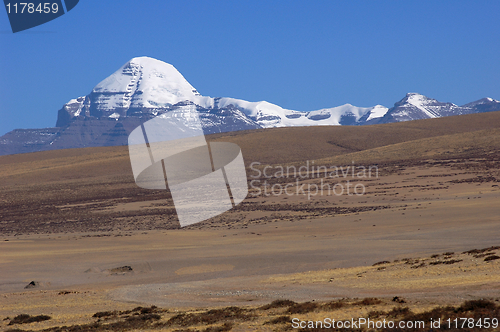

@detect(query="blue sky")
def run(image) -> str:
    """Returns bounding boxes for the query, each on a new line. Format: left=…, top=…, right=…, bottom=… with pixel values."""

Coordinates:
left=1, top=1, right=499, bottom=136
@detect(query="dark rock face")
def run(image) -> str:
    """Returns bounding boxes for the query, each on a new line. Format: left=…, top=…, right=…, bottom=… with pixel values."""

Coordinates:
left=0, top=128, right=61, bottom=156
left=197, top=104, right=261, bottom=134
left=0, top=102, right=262, bottom=156
left=461, top=98, right=500, bottom=114
left=2, top=94, right=499, bottom=156
left=339, top=113, right=357, bottom=125
left=308, top=113, right=331, bottom=121
left=51, top=117, right=144, bottom=149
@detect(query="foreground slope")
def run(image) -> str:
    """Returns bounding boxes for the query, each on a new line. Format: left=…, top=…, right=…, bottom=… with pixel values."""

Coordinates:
left=1, top=110, right=500, bottom=233
left=1, top=110, right=499, bottom=330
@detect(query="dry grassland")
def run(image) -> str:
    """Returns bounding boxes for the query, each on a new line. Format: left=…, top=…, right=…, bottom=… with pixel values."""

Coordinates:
left=1, top=112, right=500, bottom=331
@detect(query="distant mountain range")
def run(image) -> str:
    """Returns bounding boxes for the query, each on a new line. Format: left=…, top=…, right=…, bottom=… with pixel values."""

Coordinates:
left=1, top=56, right=499, bottom=156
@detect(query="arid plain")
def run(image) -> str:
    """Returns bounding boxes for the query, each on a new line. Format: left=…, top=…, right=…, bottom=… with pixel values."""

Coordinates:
left=1, top=112, right=500, bottom=331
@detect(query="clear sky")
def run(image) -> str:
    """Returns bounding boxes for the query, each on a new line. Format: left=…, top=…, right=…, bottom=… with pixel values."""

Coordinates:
left=1, top=0, right=499, bottom=136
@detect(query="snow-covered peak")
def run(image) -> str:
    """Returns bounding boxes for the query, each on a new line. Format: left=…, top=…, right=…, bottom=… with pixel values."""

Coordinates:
left=59, top=57, right=499, bottom=132
left=398, top=93, right=444, bottom=118
left=93, top=57, right=195, bottom=95
left=459, top=97, right=500, bottom=115
left=379, top=93, right=465, bottom=123
left=63, top=96, right=86, bottom=117
left=309, top=104, right=370, bottom=124
left=366, top=105, right=389, bottom=121
left=404, top=92, right=458, bottom=107
left=405, top=92, right=432, bottom=105
left=215, top=98, right=388, bottom=127
left=92, top=56, right=212, bottom=110
left=77, top=57, right=392, bottom=127
left=475, top=97, right=499, bottom=104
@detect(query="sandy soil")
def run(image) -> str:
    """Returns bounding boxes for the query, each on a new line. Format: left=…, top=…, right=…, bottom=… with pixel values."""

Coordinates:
left=1, top=160, right=499, bottom=331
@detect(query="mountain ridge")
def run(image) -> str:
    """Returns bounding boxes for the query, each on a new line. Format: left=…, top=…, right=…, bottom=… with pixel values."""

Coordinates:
left=1, top=56, right=499, bottom=156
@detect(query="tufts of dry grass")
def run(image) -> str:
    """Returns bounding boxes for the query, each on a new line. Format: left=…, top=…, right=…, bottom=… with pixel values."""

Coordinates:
left=259, top=299, right=296, bottom=310
left=374, top=299, right=500, bottom=332
left=163, top=306, right=254, bottom=328
left=287, top=302, right=318, bottom=314
left=3, top=299, right=499, bottom=332
left=263, top=315, right=292, bottom=325
left=353, top=298, right=383, bottom=306
left=7, top=314, right=51, bottom=325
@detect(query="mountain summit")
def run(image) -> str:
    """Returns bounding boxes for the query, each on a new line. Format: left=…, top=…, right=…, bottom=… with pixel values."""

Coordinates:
left=379, top=93, right=500, bottom=124
left=1, top=57, right=500, bottom=156
left=56, top=56, right=389, bottom=130
left=92, top=57, right=205, bottom=114
left=57, top=57, right=211, bottom=127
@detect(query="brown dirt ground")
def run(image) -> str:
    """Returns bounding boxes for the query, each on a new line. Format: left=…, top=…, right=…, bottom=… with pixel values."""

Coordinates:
left=1, top=113, right=500, bottom=331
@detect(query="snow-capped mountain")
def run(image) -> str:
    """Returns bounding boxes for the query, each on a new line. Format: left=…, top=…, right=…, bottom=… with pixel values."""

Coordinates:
left=1, top=57, right=499, bottom=156
left=63, top=58, right=210, bottom=121
left=56, top=57, right=388, bottom=130
left=213, top=98, right=389, bottom=127
left=378, top=93, right=500, bottom=124
left=461, top=97, right=500, bottom=114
